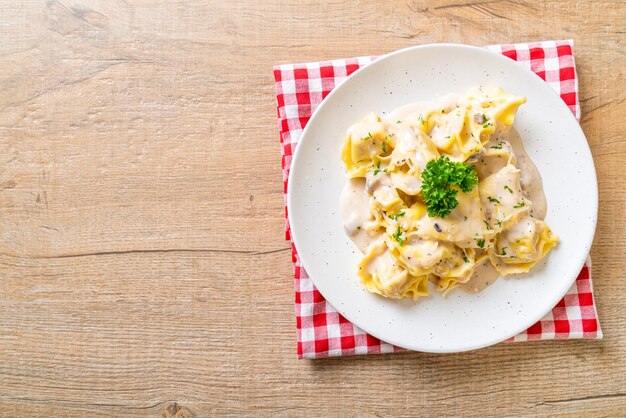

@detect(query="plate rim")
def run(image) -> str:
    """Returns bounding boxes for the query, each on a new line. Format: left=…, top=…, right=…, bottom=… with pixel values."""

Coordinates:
left=287, top=43, right=598, bottom=353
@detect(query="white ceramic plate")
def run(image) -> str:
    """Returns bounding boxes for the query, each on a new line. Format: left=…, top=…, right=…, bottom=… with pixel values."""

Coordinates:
left=287, top=44, right=597, bottom=353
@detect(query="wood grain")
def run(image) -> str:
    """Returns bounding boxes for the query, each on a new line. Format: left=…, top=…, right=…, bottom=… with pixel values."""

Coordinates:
left=0, top=1, right=624, bottom=416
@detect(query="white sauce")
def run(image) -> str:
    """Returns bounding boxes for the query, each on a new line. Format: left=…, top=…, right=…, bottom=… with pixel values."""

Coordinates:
left=340, top=96, right=548, bottom=295
left=506, top=129, right=547, bottom=220
left=340, top=178, right=381, bottom=252
left=459, top=255, right=500, bottom=293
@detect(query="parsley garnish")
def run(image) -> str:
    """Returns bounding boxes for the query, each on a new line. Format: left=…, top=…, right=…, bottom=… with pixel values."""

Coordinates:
left=501, top=247, right=507, bottom=256
left=483, top=220, right=490, bottom=229
left=513, top=201, right=525, bottom=208
left=441, top=109, right=445, bottom=113
left=418, top=115, right=425, bottom=125
left=482, top=114, right=488, bottom=122
left=396, top=120, right=402, bottom=124
left=382, top=142, right=387, bottom=153
left=392, top=226, right=405, bottom=246
left=390, top=211, right=405, bottom=221
left=488, top=196, right=500, bottom=204
left=373, top=161, right=381, bottom=176
left=420, top=157, right=479, bottom=218
left=483, top=123, right=489, bottom=129
left=463, top=255, right=469, bottom=263
left=504, top=185, right=513, bottom=193
left=368, top=132, right=373, bottom=139
left=476, top=239, right=485, bottom=249
left=491, top=144, right=503, bottom=149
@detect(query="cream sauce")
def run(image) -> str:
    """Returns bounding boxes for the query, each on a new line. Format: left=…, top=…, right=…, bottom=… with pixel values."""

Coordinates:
left=415, top=187, right=486, bottom=248
left=340, top=178, right=381, bottom=252
left=366, top=171, right=401, bottom=209
left=475, top=130, right=546, bottom=221
left=390, top=171, right=421, bottom=195
left=459, top=255, right=501, bottom=293
left=390, top=125, right=434, bottom=173
left=363, top=239, right=396, bottom=277
left=478, top=163, right=530, bottom=228
left=401, top=234, right=446, bottom=272
left=341, top=97, right=549, bottom=296
left=505, top=129, right=547, bottom=220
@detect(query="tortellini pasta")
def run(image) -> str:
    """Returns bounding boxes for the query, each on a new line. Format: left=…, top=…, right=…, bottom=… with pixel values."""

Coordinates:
left=340, top=87, right=558, bottom=301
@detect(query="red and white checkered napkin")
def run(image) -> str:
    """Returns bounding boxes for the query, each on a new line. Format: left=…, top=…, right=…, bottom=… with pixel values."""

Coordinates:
left=273, top=40, right=602, bottom=359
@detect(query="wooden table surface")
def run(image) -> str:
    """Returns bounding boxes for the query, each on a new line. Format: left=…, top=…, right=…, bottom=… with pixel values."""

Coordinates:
left=1, top=1, right=624, bottom=416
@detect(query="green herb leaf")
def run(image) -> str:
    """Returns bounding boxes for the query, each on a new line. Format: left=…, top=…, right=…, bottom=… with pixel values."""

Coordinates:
left=501, top=247, right=507, bottom=256
left=483, top=220, right=490, bottom=229
left=513, top=201, right=525, bottom=208
left=504, top=185, right=513, bottom=193
left=390, top=210, right=405, bottom=221
left=382, top=142, right=387, bottom=153
left=463, top=255, right=469, bottom=263
left=491, top=143, right=503, bottom=149
left=420, top=156, right=479, bottom=218
left=392, top=226, right=405, bottom=246
left=488, top=196, right=500, bottom=204
left=476, top=239, right=485, bottom=249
